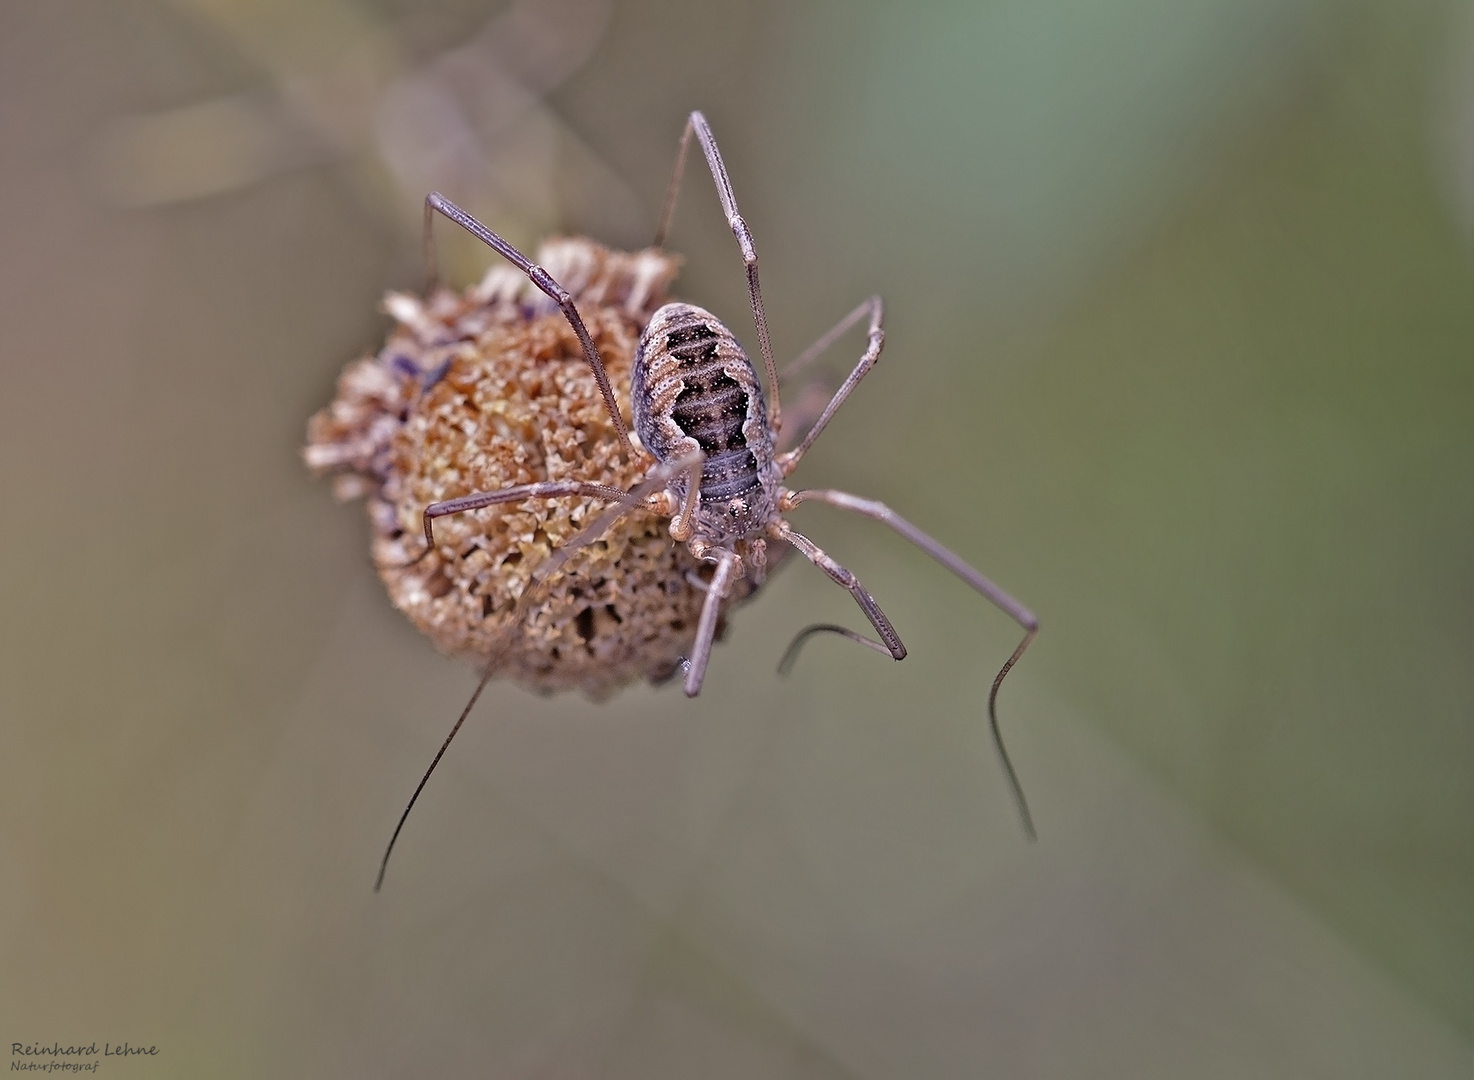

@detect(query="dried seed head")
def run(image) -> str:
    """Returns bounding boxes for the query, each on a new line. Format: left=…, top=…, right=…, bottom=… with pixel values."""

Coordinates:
left=306, top=238, right=758, bottom=699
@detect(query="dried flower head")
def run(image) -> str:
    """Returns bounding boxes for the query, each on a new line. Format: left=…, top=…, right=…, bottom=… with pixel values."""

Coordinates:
left=305, top=238, right=758, bottom=699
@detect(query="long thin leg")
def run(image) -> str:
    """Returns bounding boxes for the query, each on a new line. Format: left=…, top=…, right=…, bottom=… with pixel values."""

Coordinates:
left=666, top=448, right=703, bottom=543
left=652, top=111, right=782, bottom=435
left=682, top=547, right=742, bottom=697
left=531, top=449, right=701, bottom=592
left=374, top=451, right=702, bottom=891
left=421, top=479, right=628, bottom=550
left=389, top=478, right=630, bottom=571
left=423, top=193, right=633, bottom=453
left=776, top=296, right=884, bottom=476
left=780, top=296, right=883, bottom=384
left=776, top=623, right=892, bottom=676
left=783, top=487, right=1038, bottom=839
left=768, top=520, right=906, bottom=660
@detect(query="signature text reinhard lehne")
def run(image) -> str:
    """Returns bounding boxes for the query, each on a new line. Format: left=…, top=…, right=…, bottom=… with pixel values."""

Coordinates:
left=12, top=1043, right=158, bottom=1072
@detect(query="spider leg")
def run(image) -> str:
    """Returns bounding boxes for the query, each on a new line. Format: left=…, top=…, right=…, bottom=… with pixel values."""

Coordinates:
left=776, top=623, right=891, bottom=676
left=768, top=520, right=907, bottom=660
left=782, top=487, right=1038, bottom=840
left=779, top=296, right=884, bottom=385
left=776, top=296, right=884, bottom=475
left=423, top=193, right=632, bottom=453
left=682, top=547, right=742, bottom=697
left=385, top=479, right=630, bottom=571
left=652, top=111, right=781, bottom=434
left=374, top=451, right=703, bottom=892
left=420, top=480, right=629, bottom=551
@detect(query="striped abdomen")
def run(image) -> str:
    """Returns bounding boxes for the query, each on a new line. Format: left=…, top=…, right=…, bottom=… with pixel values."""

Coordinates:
left=631, top=303, right=777, bottom=535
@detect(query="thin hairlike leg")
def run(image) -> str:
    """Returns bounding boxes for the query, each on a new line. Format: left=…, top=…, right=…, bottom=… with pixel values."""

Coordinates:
left=522, top=451, right=700, bottom=596
left=780, top=296, right=884, bottom=384
left=374, top=452, right=703, bottom=892
left=389, top=479, right=630, bottom=571
left=423, top=193, right=632, bottom=453
left=776, top=623, right=892, bottom=676
left=421, top=480, right=629, bottom=551
left=769, top=520, right=907, bottom=660
left=652, top=111, right=781, bottom=434
left=666, top=449, right=704, bottom=543
left=682, top=548, right=742, bottom=698
left=776, top=296, right=884, bottom=476
left=783, top=487, right=1038, bottom=839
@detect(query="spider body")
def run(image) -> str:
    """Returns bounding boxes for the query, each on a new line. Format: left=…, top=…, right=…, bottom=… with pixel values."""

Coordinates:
left=632, top=302, right=778, bottom=557
left=309, top=111, right=1041, bottom=890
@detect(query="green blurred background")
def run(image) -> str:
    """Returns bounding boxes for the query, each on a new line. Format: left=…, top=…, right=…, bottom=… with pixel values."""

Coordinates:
left=2, top=0, right=1471, bottom=1075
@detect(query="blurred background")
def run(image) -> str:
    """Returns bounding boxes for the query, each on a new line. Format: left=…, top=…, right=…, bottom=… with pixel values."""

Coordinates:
left=2, top=0, right=1471, bottom=1075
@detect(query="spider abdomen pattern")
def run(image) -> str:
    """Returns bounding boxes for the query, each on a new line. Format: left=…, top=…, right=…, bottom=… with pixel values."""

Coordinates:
left=632, top=302, right=779, bottom=541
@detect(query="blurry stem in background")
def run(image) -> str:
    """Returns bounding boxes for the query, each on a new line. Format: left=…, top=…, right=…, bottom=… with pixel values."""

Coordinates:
left=86, top=0, right=644, bottom=248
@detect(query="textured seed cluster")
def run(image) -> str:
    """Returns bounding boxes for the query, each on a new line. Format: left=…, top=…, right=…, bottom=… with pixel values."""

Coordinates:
left=305, top=238, right=754, bottom=699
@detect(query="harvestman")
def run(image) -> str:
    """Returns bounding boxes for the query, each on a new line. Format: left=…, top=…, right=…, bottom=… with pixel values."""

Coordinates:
left=375, top=111, right=1038, bottom=890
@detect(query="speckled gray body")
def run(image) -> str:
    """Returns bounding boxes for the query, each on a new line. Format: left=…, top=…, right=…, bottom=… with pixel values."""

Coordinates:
left=631, top=302, right=781, bottom=544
